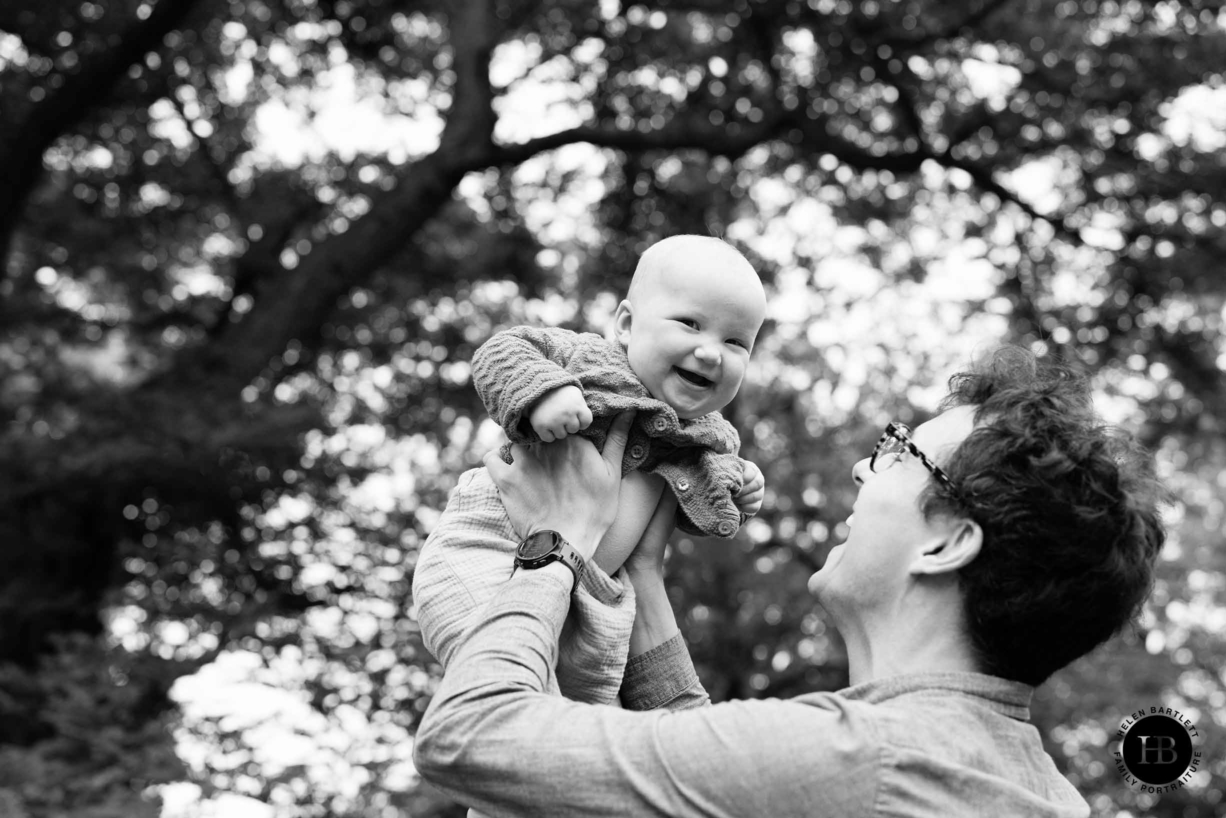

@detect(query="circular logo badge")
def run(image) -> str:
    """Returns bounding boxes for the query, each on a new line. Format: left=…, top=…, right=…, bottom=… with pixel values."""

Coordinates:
left=1119, top=714, right=1196, bottom=786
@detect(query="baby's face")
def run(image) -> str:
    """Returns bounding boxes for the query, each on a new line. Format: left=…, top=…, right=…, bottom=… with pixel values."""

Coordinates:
left=615, top=249, right=766, bottom=419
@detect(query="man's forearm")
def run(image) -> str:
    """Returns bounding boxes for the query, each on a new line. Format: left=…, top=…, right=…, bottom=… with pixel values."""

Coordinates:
left=626, top=569, right=679, bottom=657
left=620, top=567, right=710, bottom=711
left=413, top=570, right=572, bottom=795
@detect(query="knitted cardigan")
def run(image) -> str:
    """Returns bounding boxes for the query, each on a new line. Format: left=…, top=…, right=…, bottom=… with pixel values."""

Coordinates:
left=470, top=325, right=751, bottom=538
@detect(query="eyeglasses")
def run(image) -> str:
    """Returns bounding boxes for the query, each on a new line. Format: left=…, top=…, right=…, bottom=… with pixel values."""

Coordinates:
left=870, top=421, right=959, bottom=493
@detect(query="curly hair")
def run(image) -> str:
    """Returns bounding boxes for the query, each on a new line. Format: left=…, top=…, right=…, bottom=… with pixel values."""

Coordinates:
left=921, top=347, right=1167, bottom=686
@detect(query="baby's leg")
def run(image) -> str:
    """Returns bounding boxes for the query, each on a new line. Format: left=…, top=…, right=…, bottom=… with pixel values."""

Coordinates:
left=591, top=470, right=668, bottom=575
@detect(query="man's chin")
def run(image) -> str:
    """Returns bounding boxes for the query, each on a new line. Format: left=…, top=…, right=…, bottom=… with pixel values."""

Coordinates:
left=807, top=562, right=834, bottom=595
left=807, top=543, right=846, bottom=592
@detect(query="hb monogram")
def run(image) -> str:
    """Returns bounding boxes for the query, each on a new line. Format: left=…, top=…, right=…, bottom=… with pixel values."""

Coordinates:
left=1135, top=735, right=1178, bottom=765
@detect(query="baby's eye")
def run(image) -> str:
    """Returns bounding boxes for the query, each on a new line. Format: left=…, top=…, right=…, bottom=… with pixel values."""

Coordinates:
left=726, top=338, right=749, bottom=350
left=675, top=318, right=699, bottom=329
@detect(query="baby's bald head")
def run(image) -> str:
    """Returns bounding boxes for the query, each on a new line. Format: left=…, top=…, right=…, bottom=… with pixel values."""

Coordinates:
left=627, top=235, right=764, bottom=310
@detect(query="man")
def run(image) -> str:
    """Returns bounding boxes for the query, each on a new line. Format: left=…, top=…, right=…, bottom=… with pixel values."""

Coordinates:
left=414, top=348, right=1165, bottom=817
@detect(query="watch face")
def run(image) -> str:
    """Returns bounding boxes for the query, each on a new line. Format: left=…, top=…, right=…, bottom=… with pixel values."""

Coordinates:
left=518, top=531, right=559, bottom=561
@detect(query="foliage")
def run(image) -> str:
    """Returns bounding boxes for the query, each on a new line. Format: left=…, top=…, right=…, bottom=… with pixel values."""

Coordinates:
left=1, top=0, right=1224, bottom=815
left=0, top=634, right=183, bottom=817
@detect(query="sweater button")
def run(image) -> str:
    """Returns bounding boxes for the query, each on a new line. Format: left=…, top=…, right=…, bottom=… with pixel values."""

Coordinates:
left=651, top=416, right=669, bottom=432
left=677, top=479, right=690, bottom=491
left=630, top=444, right=645, bottom=459
left=717, top=520, right=737, bottom=537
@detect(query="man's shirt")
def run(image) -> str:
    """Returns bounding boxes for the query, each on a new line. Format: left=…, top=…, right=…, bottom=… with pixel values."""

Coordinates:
left=414, top=571, right=1090, bottom=818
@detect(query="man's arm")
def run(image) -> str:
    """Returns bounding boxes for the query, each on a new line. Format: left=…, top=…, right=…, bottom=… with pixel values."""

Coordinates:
left=617, top=487, right=711, bottom=710
left=412, top=567, right=878, bottom=818
left=619, top=584, right=710, bottom=712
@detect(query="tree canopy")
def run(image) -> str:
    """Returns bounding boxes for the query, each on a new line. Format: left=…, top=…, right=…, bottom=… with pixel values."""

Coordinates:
left=0, top=0, right=1223, bottom=815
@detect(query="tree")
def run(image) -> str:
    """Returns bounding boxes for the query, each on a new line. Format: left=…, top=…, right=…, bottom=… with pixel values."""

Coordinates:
left=1, top=0, right=1223, bottom=814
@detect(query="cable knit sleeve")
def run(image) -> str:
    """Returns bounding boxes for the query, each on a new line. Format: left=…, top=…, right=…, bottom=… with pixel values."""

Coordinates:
left=470, top=326, right=585, bottom=438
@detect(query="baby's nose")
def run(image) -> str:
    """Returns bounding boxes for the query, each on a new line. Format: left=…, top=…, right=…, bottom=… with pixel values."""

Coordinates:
left=694, top=345, right=721, bottom=365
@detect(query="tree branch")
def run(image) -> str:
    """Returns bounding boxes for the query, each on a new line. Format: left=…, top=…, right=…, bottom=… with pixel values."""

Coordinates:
left=164, top=78, right=245, bottom=217
left=878, top=0, right=1017, bottom=53
left=0, top=0, right=205, bottom=273
left=939, top=151, right=1083, bottom=244
left=437, top=0, right=499, bottom=162
left=181, top=0, right=503, bottom=389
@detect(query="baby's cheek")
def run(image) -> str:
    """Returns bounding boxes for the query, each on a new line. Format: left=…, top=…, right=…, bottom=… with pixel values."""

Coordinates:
left=728, top=360, right=748, bottom=388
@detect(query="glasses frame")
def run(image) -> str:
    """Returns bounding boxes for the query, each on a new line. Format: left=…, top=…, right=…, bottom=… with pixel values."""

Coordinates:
left=870, top=421, right=959, bottom=494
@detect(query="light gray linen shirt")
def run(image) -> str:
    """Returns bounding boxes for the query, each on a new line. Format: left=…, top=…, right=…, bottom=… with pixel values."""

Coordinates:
left=414, top=570, right=1091, bottom=818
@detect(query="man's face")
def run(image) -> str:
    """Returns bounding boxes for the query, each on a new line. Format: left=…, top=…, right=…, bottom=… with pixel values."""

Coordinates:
left=809, top=405, right=978, bottom=619
left=614, top=251, right=765, bottom=419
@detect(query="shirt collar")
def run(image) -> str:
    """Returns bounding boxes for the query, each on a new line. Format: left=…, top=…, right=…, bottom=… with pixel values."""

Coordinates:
left=840, top=671, right=1035, bottom=721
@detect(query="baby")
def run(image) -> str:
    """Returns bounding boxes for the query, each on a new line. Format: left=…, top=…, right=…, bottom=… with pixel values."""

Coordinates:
left=412, top=235, right=767, bottom=705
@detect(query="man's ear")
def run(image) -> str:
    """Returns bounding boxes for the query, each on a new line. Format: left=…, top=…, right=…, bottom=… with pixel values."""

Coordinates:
left=911, top=518, right=982, bottom=576
left=612, top=299, right=633, bottom=346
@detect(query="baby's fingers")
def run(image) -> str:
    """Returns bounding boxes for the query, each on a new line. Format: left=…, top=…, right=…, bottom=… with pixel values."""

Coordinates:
left=738, top=489, right=764, bottom=507
left=736, top=481, right=765, bottom=507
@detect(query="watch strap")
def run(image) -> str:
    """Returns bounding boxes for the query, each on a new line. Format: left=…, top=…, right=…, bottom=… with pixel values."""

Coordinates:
left=555, top=538, right=586, bottom=586
left=512, top=530, right=586, bottom=589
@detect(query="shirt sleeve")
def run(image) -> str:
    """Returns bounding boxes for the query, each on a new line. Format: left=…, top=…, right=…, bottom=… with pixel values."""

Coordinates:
left=621, top=634, right=710, bottom=711
left=470, top=326, right=584, bottom=436
left=413, top=572, right=881, bottom=818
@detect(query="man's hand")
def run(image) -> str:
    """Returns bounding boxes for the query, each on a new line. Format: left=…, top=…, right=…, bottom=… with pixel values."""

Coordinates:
left=734, top=460, right=765, bottom=517
left=485, top=411, right=635, bottom=559
left=528, top=385, right=593, bottom=442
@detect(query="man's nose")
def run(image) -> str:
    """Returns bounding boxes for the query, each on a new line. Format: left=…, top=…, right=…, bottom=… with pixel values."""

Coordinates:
left=851, top=456, right=871, bottom=486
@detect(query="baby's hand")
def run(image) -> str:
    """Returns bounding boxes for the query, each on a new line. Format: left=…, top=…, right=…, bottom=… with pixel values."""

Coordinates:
left=735, top=460, right=765, bottom=517
left=529, top=385, right=593, bottom=442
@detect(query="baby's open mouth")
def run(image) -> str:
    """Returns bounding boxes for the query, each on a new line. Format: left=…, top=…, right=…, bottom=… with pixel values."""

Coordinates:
left=675, top=368, right=713, bottom=388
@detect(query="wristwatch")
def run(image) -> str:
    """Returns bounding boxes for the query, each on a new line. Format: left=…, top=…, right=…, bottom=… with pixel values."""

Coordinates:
left=511, top=530, right=586, bottom=588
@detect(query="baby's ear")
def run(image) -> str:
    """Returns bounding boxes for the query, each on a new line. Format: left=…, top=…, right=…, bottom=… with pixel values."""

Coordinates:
left=612, top=300, right=634, bottom=345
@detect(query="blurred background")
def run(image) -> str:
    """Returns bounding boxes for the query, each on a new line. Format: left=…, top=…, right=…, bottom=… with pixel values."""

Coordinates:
left=0, top=0, right=1223, bottom=816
